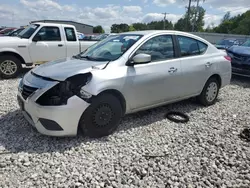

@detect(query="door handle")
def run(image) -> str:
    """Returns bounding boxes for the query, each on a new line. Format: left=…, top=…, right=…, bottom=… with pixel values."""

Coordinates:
left=168, top=67, right=178, bottom=73
left=58, top=44, right=63, bottom=47
left=205, top=62, right=212, bottom=67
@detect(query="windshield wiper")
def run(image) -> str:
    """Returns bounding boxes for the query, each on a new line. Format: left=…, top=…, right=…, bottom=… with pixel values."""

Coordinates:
left=81, top=55, right=96, bottom=60
left=74, top=55, right=110, bottom=61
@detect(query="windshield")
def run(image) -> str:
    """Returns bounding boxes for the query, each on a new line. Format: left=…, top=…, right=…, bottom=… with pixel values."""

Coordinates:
left=18, top=24, right=39, bottom=39
left=217, top=39, right=235, bottom=46
left=241, top=40, right=250, bottom=47
left=79, top=34, right=143, bottom=61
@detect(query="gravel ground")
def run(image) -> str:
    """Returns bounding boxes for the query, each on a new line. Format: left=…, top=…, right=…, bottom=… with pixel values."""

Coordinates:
left=0, top=75, right=250, bottom=188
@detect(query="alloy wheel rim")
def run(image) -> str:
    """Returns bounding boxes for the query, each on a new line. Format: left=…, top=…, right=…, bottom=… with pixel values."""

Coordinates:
left=206, top=82, right=218, bottom=102
left=0, top=60, right=17, bottom=75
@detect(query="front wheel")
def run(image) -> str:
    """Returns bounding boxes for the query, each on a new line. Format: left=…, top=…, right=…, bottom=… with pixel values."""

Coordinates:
left=0, top=55, right=22, bottom=79
left=198, top=77, right=220, bottom=106
left=79, top=93, right=123, bottom=138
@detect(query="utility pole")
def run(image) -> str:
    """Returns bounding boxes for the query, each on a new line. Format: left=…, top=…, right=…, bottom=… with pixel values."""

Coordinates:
left=11, top=12, right=14, bottom=26
left=186, top=0, right=192, bottom=31
left=162, top=12, right=169, bottom=30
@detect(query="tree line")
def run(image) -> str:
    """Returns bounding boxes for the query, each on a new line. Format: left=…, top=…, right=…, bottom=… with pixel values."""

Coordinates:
left=206, top=10, right=250, bottom=35
left=109, top=5, right=206, bottom=33
left=93, top=7, right=250, bottom=35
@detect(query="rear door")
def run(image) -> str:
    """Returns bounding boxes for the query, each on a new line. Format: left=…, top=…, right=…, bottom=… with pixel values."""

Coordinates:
left=176, top=35, right=213, bottom=97
left=29, top=26, right=66, bottom=64
left=64, top=27, right=80, bottom=57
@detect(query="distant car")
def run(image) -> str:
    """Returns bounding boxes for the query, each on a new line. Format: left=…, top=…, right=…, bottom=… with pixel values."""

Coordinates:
left=0, top=27, right=16, bottom=36
left=6, top=28, right=25, bottom=36
left=227, top=39, right=250, bottom=77
left=0, top=28, right=25, bottom=37
left=95, top=33, right=118, bottom=41
left=17, top=30, right=231, bottom=137
left=0, top=23, right=98, bottom=78
left=215, top=38, right=245, bottom=50
left=82, top=34, right=100, bottom=41
left=77, top=32, right=85, bottom=40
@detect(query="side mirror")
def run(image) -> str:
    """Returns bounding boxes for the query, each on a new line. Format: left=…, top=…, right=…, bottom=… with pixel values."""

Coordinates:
left=32, top=35, right=41, bottom=42
left=131, top=53, right=151, bottom=65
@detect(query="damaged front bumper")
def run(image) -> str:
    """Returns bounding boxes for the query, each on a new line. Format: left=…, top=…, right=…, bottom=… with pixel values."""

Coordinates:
left=17, top=72, right=90, bottom=137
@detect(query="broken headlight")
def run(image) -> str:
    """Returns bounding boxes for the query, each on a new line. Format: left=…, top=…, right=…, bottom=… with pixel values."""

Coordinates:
left=36, top=73, right=92, bottom=106
left=79, top=88, right=92, bottom=99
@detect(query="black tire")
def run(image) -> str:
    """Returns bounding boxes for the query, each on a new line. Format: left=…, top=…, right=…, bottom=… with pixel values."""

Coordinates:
left=239, top=128, right=250, bottom=142
left=198, top=77, right=219, bottom=106
left=0, top=55, right=22, bottom=79
left=79, top=93, right=123, bottom=138
left=165, top=111, right=189, bottom=123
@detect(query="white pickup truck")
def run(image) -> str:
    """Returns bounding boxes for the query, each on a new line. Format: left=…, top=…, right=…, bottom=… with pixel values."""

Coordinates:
left=0, top=22, right=98, bottom=78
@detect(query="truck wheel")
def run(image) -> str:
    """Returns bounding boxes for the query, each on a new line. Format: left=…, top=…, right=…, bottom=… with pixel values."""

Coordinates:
left=79, top=93, right=123, bottom=138
left=0, top=55, right=22, bottom=79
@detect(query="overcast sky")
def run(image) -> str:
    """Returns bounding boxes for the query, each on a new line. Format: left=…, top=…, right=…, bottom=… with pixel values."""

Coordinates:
left=0, top=0, right=250, bottom=32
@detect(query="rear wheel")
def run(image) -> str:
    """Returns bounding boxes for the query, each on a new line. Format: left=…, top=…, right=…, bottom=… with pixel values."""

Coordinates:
left=198, top=77, right=219, bottom=106
left=0, top=55, right=22, bottom=79
left=79, top=93, right=123, bottom=138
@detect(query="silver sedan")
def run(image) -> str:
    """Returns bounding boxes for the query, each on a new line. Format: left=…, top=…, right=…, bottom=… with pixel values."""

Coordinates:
left=17, top=30, right=232, bottom=137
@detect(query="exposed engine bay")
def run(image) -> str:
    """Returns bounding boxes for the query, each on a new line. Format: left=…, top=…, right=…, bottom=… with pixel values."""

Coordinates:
left=36, top=73, right=93, bottom=106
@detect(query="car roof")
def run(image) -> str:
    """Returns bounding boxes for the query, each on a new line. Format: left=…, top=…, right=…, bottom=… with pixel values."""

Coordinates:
left=32, top=22, right=75, bottom=28
left=119, top=30, right=209, bottom=44
left=120, top=30, right=178, bottom=35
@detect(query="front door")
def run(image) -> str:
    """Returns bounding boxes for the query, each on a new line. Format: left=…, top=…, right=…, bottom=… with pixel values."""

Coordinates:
left=127, top=35, right=183, bottom=110
left=29, top=26, right=66, bottom=64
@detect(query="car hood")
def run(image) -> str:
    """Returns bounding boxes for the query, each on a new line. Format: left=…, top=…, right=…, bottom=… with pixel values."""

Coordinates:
left=0, top=36, right=28, bottom=45
left=228, top=45, right=250, bottom=56
left=31, top=57, right=109, bottom=81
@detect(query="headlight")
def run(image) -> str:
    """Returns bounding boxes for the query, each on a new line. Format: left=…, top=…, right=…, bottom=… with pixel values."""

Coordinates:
left=79, top=88, right=92, bottom=99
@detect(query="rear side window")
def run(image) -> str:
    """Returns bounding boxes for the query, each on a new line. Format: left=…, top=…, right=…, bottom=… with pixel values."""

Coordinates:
left=177, top=36, right=208, bottom=57
left=65, top=27, right=77, bottom=41
left=198, top=41, right=208, bottom=54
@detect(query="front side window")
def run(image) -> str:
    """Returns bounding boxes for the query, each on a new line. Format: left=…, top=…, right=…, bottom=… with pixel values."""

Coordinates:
left=79, top=34, right=142, bottom=61
left=135, top=35, right=174, bottom=62
left=65, top=27, right=76, bottom=41
left=177, top=36, right=208, bottom=57
left=34, top=26, right=61, bottom=41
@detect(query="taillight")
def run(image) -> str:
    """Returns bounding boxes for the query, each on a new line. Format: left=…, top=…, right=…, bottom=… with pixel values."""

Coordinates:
left=224, top=55, right=231, bottom=62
